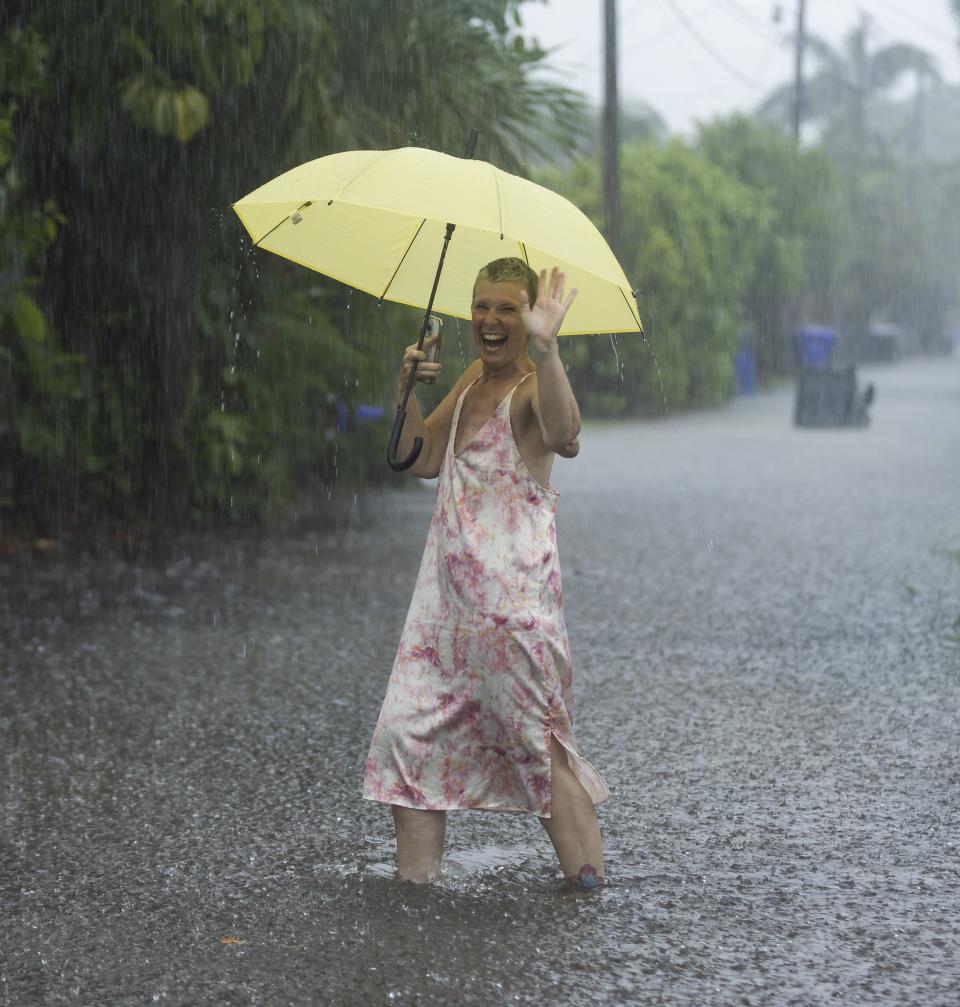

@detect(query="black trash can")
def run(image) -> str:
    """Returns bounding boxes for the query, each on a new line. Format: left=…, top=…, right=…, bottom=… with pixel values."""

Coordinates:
left=794, top=365, right=873, bottom=428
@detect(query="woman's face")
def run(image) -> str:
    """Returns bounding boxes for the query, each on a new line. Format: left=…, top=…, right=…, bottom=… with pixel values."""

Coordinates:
left=471, top=279, right=529, bottom=370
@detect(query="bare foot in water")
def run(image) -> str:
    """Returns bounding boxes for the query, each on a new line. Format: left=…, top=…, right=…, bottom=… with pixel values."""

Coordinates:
left=557, top=863, right=605, bottom=895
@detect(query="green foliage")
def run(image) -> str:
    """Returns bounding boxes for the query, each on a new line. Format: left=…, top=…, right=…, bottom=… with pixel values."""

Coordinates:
left=543, top=139, right=764, bottom=414
left=190, top=255, right=403, bottom=521
left=116, top=1, right=276, bottom=141
left=697, top=116, right=837, bottom=376
left=832, top=159, right=959, bottom=351
left=0, top=24, right=105, bottom=529
left=1, top=0, right=587, bottom=535
left=121, top=78, right=210, bottom=142
left=3, top=1, right=956, bottom=539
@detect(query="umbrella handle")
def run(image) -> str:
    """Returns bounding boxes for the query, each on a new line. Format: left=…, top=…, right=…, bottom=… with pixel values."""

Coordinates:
left=387, top=403, right=423, bottom=471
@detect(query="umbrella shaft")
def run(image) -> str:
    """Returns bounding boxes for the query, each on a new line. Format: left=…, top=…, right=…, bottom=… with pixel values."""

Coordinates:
left=390, top=127, right=478, bottom=472
left=389, top=220, right=456, bottom=472
left=404, top=221, right=456, bottom=398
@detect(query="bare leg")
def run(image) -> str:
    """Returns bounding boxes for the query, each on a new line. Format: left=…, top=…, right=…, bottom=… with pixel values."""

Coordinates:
left=538, top=734, right=605, bottom=881
left=391, top=805, right=446, bottom=883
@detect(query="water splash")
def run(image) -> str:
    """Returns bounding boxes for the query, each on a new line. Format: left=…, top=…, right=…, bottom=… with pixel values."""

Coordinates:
left=641, top=322, right=669, bottom=419
left=455, top=318, right=466, bottom=368
left=608, top=333, right=624, bottom=384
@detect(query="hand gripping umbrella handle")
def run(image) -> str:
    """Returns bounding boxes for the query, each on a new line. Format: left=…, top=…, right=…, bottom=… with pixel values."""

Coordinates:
left=387, top=129, right=480, bottom=472
left=386, top=243, right=449, bottom=472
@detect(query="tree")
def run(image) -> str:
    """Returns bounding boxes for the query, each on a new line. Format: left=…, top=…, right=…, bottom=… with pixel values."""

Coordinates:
left=3, top=0, right=586, bottom=535
left=0, top=25, right=80, bottom=534
left=758, top=16, right=939, bottom=161
left=697, top=116, right=836, bottom=377
left=540, top=139, right=767, bottom=415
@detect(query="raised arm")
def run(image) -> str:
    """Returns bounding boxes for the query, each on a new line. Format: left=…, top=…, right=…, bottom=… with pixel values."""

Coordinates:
left=520, top=268, right=581, bottom=452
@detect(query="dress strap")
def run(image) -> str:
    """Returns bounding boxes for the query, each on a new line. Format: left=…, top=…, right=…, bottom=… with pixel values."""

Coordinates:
left=504, top=370, right=535, bottom=407
left=446, top=374, right=482, bottom=457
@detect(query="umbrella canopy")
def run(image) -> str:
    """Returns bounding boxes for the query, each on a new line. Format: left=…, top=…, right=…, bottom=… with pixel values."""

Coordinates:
left=232, top=146, right=642, bottom=336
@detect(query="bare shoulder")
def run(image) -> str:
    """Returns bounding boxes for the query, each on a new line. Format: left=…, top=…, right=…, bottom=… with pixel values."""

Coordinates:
left=511, top=369, right=539, bottom=413
left=512, top=370, right=580, bottom=459
left=510, top=372, right=545, bottom=443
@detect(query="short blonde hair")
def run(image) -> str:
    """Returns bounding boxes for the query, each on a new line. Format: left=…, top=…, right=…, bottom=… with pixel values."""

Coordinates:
left=473, top=257, right=538, bottom=306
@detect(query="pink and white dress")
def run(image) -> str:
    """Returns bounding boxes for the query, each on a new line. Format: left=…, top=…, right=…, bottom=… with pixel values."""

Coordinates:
left=363, top=372, right=610, bottom=817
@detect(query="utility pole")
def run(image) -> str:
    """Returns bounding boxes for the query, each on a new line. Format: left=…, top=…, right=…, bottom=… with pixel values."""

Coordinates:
left=791, top=0, right=807, bottom=144
left=602, top=0, right=620, bottom=255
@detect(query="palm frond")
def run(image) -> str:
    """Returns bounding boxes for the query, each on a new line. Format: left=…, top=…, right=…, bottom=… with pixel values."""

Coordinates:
left=870, top=43, right=940, bottom=89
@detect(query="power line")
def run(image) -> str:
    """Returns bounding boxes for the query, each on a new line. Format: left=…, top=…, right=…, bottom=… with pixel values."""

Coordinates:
left=869, top=0, right=953, bottom=42
left=657, top=0, right=765, bottom=90
left=623, top=0, right=718, bottom=41
left=718, top=0, right=783, bottom=43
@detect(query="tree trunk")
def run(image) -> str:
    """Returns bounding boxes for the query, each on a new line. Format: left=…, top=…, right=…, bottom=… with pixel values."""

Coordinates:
left=144, top=174, right=203, bottom=531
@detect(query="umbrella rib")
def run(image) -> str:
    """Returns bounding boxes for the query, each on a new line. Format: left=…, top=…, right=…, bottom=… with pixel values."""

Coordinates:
left=490, top=163, right=504, bottom=239
left=331, top=148, right=395, bottom=202
left=519, top=242, right=529, bottom=265
left=378, top=219, right=426, bottom=302
left=251, top=200, right=312, bottom=246
left=619, top=286, right=644, bottom=333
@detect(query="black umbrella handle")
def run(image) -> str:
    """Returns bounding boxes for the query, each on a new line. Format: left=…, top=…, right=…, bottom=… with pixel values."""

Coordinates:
left=388, top=129, right=480, bottom=472
left=387, top=409, right=423, bottom=473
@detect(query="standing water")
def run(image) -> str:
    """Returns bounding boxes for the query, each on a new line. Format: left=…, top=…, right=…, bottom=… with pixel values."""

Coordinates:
left=2, top=358, right=958, bottom=1004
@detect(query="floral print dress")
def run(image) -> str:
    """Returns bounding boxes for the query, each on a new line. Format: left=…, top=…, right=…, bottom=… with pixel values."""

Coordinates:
left=363, top=372, right=610, bottom=817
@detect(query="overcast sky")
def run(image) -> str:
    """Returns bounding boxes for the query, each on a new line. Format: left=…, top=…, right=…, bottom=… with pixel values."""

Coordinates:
left=519, top=0, right=960, bottom=135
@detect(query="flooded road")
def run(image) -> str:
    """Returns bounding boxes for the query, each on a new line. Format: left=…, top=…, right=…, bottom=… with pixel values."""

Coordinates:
left=3, top=356, right=958, bottom=1005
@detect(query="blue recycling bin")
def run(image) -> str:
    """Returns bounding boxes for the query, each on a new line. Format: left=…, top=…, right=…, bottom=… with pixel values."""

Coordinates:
left=794, top=326, right=837, bottom=370
left=733, top=333, right=756, bottom=395
left=336, top=402, right=385, bottom=432
left=354, top=404, right=385, bottom=424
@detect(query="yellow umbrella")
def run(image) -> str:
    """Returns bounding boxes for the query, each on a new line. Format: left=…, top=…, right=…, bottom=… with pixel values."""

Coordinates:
left=232, top=136, right=642, bottom=467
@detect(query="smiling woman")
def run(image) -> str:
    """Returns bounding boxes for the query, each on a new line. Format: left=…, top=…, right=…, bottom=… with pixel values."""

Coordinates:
left=363, top=258, right=608, bottom=890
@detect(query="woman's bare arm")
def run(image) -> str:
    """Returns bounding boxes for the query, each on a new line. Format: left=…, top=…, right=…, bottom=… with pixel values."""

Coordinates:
left=393, top=336, right=480, bottom=479
left=521, top=268, right=581, bottom=452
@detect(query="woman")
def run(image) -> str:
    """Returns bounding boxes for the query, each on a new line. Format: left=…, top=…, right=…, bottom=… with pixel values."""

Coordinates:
left=363, top=257, right=609, bottom=888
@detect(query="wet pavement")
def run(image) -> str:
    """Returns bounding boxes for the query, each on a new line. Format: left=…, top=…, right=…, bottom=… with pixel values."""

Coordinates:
left=2, top=356, right=958, bottom=1005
